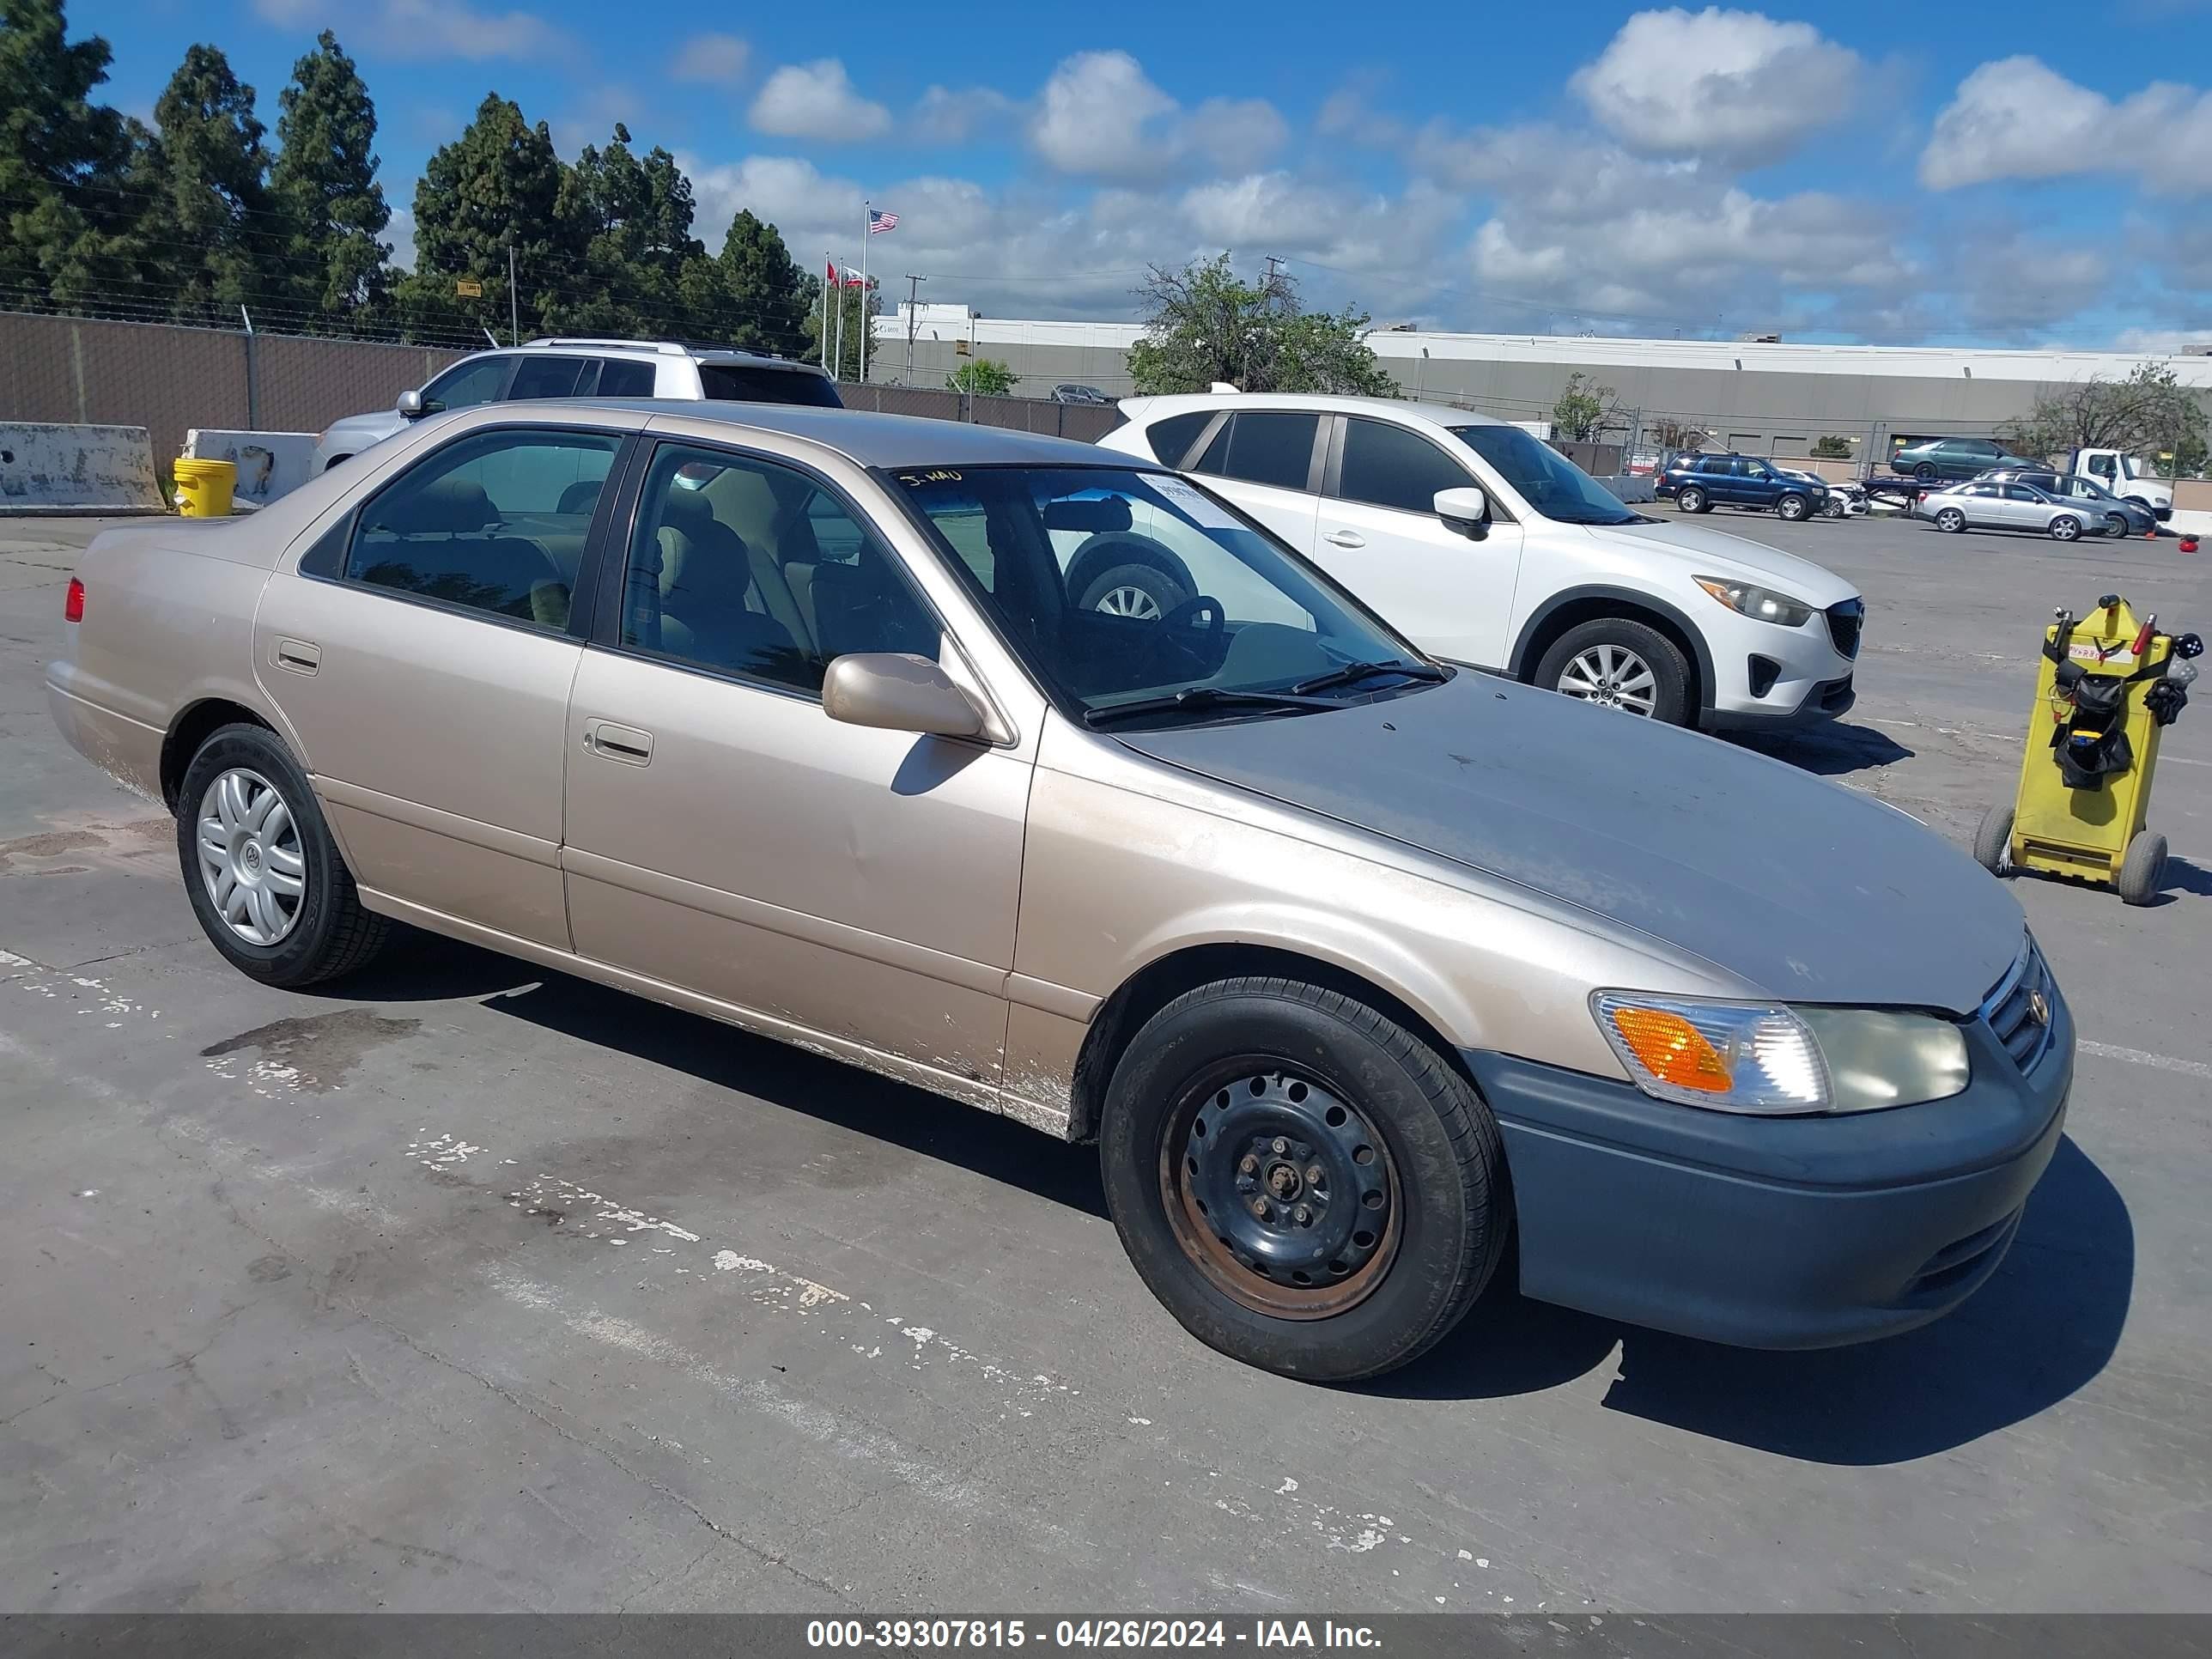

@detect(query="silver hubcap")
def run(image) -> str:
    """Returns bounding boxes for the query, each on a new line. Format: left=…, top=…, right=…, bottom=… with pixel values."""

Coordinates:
left=2054, top=520, right=2076, bottom=540
left=1559, top=643, right=1659, bottom=716
left=197, top=768, right=305, bottom=945
left=1097, top=585, right=1163, bottom=620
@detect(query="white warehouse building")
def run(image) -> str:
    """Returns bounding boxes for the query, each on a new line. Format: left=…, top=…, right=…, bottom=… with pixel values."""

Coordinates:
left=871, top=303, right=2212, bottom=461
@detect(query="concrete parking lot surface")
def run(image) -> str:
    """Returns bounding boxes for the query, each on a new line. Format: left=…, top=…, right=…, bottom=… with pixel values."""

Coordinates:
left=2, top=507, right=2208, bottom=1613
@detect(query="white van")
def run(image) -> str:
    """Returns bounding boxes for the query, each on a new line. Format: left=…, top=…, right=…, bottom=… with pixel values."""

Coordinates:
left=1100, top=393, right=1864, bottom=731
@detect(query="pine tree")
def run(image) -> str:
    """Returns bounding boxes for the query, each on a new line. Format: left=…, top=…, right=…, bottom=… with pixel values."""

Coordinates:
left=553, top=124, right=701, bottom=335
left=709, top=207, right=809, bottom=356
left=0, top=0, right=135, bottom=311
left=139, top=43, right=272, bottom=322
left=270, top=30, right=387, bottom=326
left=394, top=92, right=566, bottom=342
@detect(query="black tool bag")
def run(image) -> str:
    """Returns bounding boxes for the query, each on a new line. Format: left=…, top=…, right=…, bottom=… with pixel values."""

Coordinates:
left=2049, top=666, right=2135, bottom=789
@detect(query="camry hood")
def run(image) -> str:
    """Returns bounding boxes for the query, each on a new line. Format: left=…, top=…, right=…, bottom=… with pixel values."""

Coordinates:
left=1117, top=675, right=2022, bottom=1015
left=1583, top=519, right=1859, bottom=605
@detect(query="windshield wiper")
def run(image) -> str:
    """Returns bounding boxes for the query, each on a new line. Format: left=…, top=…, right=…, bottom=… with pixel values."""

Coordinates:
left=1288, top=659, right=1448, bottom=696
left=1083, top=685, right=1340, bottom=727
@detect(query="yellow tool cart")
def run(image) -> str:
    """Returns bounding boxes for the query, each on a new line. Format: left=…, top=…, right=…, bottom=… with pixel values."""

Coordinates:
left=1976, top=595, right=2202, bottom=905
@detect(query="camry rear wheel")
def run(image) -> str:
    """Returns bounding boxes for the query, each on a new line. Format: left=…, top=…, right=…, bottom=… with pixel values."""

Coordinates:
left=177, top=724, right=389, bottom=987
left=1100, top=977, right=1508, bottom=1381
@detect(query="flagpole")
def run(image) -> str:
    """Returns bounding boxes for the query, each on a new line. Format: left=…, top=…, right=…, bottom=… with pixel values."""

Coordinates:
left=822, top=252, right=833, bottom=380
left=835, top=268, right=845, bottom=382
left=858, top=201, right=870, bottom=387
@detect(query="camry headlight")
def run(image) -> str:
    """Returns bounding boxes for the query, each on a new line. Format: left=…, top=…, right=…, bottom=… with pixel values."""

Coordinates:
left=1694, top=576, right=1814, bottom=628
left=1591, top=993, right=1970, bottom=1115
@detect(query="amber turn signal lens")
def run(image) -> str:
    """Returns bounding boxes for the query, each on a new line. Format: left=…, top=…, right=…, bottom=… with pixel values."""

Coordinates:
left=1607, top=1006, right=1733, bottom=1093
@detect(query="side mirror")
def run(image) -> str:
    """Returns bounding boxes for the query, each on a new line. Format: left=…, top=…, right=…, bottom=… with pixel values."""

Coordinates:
left=1435, top=486, right=1490, bottom=540
left=823, top=653, right=987, bottom=739
left=395, top=389, right=427, bottom=418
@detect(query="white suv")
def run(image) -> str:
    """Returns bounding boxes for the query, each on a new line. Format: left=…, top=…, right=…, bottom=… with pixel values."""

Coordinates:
left=1100, top=393, right=1863, bottom=730
left=313, top=338, right=841, bottom=473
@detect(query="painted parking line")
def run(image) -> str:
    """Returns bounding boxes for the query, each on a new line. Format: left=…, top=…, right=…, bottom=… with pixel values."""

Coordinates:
left=2075, top=1041, right=2212, bottom=1082
left=1863, top=716, right=2209, bottom=767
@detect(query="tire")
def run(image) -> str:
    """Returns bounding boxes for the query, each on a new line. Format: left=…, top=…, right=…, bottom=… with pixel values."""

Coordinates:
left=2049, top=514, right=2081, bottom=543
left=2106, top=514, right=2130, bottom=539
left=1079, top=561, right=1190, bottom=622
left=2118, top=830, right=2167, bottom=907
left=1676, top=485, right=1708, bottom=514
left=1825, top=498, right=1845, bottom=520
left=1973, top=805, right=2014, bottom=877
left=1915, top=462, right=1937, bottom=482
left=1777, top=493, right=1811, bottom=522
left=1098, top=977, right=1509, bottom=1382
left=1534, top=616, right=1693, bottom=724
left=1935, top=507, right=1966, bottom=533
left=177, top=723, right=390, bottom=988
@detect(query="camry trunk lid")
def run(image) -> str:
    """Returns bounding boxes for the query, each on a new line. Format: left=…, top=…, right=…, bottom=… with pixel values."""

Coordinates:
left=1115, top=674, right=2022, bottom=1015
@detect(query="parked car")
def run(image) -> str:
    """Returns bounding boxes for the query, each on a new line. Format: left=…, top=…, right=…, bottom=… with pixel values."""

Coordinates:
left=46, top=399, right=2071, bottom=1381
left=1100, top=394, right=1863, bottom=732
left=1889, top=436, right=2039, bottom=483
left=1656, top=453, right=1831, bottom=522
left=1050, top=383, right=1115, bottom=405
left=311, top=338, right=841, bottom=473
left=1977, top=468, right=2157, bottom=538
left=1778, top=466, right=1868, bottom=518
left=1917, top=479, right=2112, bottom=540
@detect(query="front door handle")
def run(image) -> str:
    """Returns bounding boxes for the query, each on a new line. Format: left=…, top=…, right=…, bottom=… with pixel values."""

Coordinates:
left=1322, top=529, right=1365, bottom=549
left=582, top=720, right=653, bottom=765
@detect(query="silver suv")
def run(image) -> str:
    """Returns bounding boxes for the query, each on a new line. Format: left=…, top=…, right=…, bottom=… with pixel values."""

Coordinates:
left=313, top=338, right=840, bottom=472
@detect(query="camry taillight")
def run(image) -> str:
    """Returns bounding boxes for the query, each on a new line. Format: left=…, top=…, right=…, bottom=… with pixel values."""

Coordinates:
left=64, top=577, right=84, bottom=623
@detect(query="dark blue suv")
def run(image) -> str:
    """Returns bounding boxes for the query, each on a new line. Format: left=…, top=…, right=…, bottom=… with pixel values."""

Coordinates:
left=1657, top=453, right=1830, bottom=522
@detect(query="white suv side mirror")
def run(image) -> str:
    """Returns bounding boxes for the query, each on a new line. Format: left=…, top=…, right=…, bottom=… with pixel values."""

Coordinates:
left=1435, top=486, right=1490, bottom=540
left=396, top=389, right=426, bottom=418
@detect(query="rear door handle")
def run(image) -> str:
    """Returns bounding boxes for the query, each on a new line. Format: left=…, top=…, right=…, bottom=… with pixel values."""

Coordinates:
left=273, top=637, right=320, bottom=674
left=582, top=720, right=653, bottom=765
left=1322, top=530, right=1365, bottom=549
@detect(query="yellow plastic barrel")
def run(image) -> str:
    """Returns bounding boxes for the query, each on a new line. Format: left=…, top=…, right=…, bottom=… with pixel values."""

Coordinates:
left=173, top=457, right=237, bottom=517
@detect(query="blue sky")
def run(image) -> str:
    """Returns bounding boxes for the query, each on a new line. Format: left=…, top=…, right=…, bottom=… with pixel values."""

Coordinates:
left=76, top=0, right=2212, bottom=347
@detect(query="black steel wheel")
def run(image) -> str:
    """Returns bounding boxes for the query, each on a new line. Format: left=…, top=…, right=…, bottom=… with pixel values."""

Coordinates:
left=1101, top=976, right=1510, bottom=1382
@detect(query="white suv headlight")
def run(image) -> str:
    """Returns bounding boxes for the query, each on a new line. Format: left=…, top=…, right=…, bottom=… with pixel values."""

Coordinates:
left=1694, top=577, right=1814, bottom=628
left=1592, top=993, right=1970, bottom=1115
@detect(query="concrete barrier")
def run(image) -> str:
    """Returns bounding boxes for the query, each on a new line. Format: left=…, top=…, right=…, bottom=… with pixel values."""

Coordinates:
left=0, top=422, right=166, bottom=514
left=182, top=428, right=319, bottom=509
left=1595, top=473, right=1657, bottom=503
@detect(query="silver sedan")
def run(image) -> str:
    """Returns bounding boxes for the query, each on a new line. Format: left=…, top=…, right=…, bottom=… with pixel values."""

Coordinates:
left=1918, top=480, right=2111, bottom=541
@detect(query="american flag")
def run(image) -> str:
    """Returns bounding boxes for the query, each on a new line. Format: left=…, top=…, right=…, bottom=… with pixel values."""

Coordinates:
left=868, top=210, right=898, bottom=234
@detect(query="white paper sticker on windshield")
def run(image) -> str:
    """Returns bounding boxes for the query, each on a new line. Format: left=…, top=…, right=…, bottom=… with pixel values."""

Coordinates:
left=1150, top=475, right=1243, bottom=530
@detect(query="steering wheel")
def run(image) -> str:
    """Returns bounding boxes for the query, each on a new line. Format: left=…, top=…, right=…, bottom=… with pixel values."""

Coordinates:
left=1143, top=593, right=1226, bottom=678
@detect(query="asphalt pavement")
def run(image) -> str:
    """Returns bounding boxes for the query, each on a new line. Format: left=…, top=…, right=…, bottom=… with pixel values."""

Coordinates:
left=2, top=507, right=2208, bottom=1613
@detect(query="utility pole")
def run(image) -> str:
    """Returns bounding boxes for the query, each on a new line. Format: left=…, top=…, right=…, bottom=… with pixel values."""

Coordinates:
left=507, top=241, right=519, bottom=346
left=903, top=274, right=926, bottom=380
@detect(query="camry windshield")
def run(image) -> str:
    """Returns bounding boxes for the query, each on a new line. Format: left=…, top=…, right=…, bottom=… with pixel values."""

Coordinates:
left=896, top=465, right=1437, bottom=725
left=1447, top=426, right=1641, bottom=526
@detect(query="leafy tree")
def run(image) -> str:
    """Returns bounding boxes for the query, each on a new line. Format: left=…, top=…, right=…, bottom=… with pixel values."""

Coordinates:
left=705, top=207, right=810, bottom=356
left=2000, top=362, right=2210, bottom=474
left=1127, top=254, right=1394, bottom=396
left=134, top=44, right=273, bottom=323
left=270, top=31, right=387, bottom=324
left=551, top=123, right=701, bottom=335
left=1550, top=372, right=1617, bottom=442
left=947, top=357, right=1018, bottom=396
left=394, top=92, right=566, bottom=342
left=1811, top=434, right=1854, bottom=459
left=0, top=0, right=136, bottom=310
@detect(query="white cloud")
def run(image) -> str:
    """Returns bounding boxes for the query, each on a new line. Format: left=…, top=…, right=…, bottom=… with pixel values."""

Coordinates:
left=1180, top=173, right=1452, bottom=276
left=1920, top=57, right=2212, bottom=194
left=1186, top=98, right=1290, bottom=173
left=386, top=206, right=417, bottom=273
left=913, top=85, right=1020, bottom=145
left=1316, top=76, right=1406, bottom=148
left=749, top=59, right=891, bottom=143
left=361, top=0, right=576, bottom=62
left=1571, top=7, right=1863, bottom=160
left=672, top=33, right=749, bottom=88
left=1029, top=50, right=1181, bottom=179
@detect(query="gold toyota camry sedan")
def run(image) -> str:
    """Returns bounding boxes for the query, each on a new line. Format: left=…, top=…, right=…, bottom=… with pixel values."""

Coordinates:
left=47, top=400, right=2071, bottom=1380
